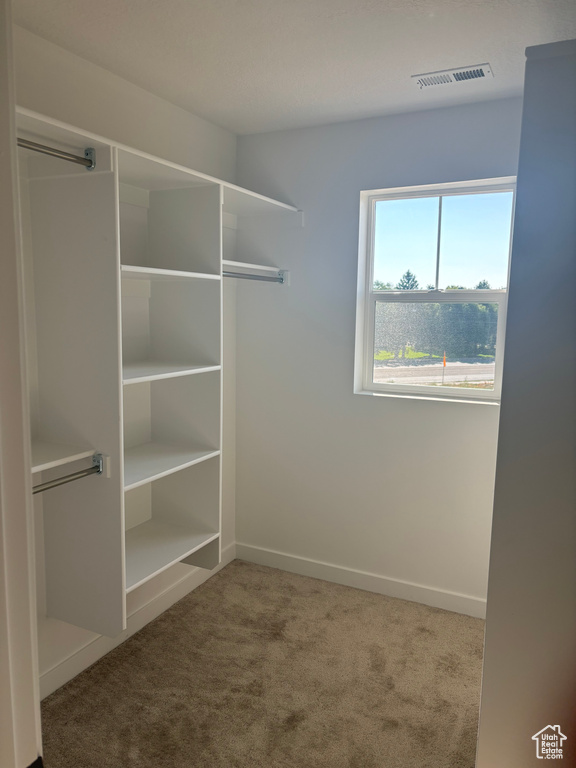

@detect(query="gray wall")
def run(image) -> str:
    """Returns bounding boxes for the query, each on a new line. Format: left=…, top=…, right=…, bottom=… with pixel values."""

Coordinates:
left=477, top=40, right=576, bottom=768
left=235, top=98, right=523, bottom=616
left=13, top=26, right=236, bottom=182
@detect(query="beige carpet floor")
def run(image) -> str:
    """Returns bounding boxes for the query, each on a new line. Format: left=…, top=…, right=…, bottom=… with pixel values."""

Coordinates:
left=41, top=560, right=484, bottom=768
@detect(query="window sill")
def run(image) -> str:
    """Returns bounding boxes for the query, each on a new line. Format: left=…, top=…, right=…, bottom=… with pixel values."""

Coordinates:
left=354, top=389, right=501, bottom=406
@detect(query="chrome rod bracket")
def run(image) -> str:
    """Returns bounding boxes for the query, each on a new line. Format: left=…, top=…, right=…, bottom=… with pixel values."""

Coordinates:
left=32, top=452, right=105, bottom=495
left=17, top=138, right=95, bottom=170
left=84, top=148, right=95, bottom=170
left=93, top=453, right=104, bottom=474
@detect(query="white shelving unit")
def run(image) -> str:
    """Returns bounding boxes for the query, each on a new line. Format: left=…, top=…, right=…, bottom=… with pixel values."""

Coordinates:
left=117, top=147, right=223, bottom=594
left=16, top=107, right=299, bottom=639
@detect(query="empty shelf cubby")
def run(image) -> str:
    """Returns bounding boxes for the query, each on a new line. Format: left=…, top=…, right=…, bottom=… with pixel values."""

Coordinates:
left=121, top=272, right=221, bottom=383
left=123, top=372, right=221, bottom=490
left=124, top=457, right=221, bottom=591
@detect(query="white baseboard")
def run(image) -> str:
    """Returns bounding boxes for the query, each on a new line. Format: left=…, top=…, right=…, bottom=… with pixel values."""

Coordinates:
left=236, top=543, right=486, bottom=620
left=40, top=542, right=236, bottom=699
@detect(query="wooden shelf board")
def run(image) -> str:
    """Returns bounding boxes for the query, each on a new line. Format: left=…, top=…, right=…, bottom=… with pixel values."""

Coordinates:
left=124, top=442, right=220, bottom=490
left=31, top=440, right=95, bottom=474
left=123, top=362, right=221, bottom=385
left=125, top=523, right=219, bottom=591
left=121, top=264, right=220, bottom=281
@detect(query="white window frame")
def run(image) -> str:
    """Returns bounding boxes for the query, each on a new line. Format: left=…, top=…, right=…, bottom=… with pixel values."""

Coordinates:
left=354, top=177, right=516, bottom=403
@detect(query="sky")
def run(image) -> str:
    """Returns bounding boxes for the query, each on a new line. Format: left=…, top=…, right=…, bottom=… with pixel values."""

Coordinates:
left=373, top=190, right=514, bottom=290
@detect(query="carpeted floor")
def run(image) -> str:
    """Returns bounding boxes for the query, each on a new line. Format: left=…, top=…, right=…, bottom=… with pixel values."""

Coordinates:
left=41, top=560, right=484, bottom=767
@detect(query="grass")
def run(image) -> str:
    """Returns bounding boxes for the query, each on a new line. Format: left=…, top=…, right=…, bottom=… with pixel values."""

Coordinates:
left=404, top=348, right=429, bottom=359
left=375, top=347, right=493, bottom=363
left=374, top=347, right=441, bottom=361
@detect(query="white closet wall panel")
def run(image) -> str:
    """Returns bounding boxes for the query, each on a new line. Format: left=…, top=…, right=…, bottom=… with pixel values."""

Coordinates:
left=148, top=186, right=222, bottom=275
left=29, top=172, right=124, bottom=637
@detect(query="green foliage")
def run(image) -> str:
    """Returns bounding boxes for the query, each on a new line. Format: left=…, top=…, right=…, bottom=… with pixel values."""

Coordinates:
left=373, top=272, right=498, bottom=361
left=374, top=346, right=432, bottom=361
left=374, top=349, right=395, bottom=360
left=404, top=346, right=430, bottom=359
left=374, top=300, right=498, bottom=360
left=373, top=280, right=393, bottom=290
left=395, top=270, right=419, bottom=290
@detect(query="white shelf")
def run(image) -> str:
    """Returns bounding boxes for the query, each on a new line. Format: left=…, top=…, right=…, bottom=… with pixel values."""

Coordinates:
left=222, top=259, right=282, bottom=274
left=116, top=146, right=217, bottom=191
left=31, top=440, right=95, bottom=474
left=125, top=523, right=219, bottom=591
left=123, top=362, right=221, bottom=385
left=222, top=185, right=299, bottom=216
left=124, top=442, right=220, bottom=490
left=121, top=264, right=220, bottom=281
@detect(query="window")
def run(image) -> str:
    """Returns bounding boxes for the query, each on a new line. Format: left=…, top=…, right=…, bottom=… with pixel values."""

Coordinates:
left=355, top=178, right=515, bottom=401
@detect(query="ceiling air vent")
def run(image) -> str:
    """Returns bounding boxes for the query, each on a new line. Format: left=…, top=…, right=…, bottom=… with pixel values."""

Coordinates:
left=412, top=64, right=493, bottom=90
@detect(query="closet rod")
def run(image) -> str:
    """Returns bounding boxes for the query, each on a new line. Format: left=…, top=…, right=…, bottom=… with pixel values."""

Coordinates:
left=17, top=138, right=95, bottom=170
left=33, top=454, right=104, bottom=495
left=223, top=271, right=284, bottom=284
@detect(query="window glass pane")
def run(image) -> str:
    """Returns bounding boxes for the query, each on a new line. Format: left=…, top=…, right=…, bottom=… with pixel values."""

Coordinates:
left=438, top=191, right=514, bottom=290
left=373, top=302, right=498, bottom=390
left=373, top=197, right=439, bottom=290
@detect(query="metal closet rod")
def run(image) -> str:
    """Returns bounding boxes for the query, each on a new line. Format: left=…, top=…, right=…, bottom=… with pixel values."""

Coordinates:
left=33, top=454, right=104, bottom=495
left=17, top=138, right=95, bottom=170
left=223, top=271, right=284, bottom=284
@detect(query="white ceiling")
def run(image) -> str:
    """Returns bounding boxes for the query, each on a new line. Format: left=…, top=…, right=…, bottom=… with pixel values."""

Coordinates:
left=12, top=0, right=576, bottom=135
